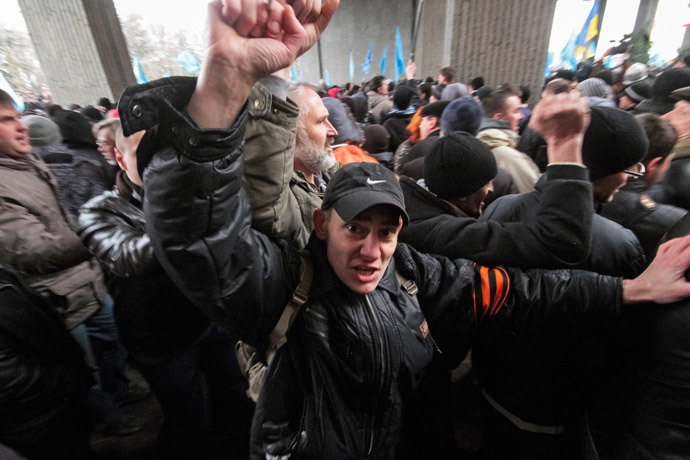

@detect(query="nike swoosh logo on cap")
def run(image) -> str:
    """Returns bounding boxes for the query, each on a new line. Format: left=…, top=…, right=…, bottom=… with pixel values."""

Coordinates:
left=367, top=178, right=386, bottom=185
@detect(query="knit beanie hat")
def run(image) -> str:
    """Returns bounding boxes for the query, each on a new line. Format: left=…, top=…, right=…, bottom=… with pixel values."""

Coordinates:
left=583, top=106, right=649, bottom=180
left=579, top=78, right=612, bottom=99
left=362, top=125, right=391, bottom=154
left=440, top=96, right=484, bottom=136
left=21, top=114, right=62, bottom=146
left=624, top=80, right=652, bottom=103
left=424, top=131, right=497, bottom=199
left=652, top=68, right=690, bottom=102
left=420, top=100, right=450, bottom=118
left=475, top=85, right=495, bottom=101
left=441, top=82, right=469, bottom=101
left=431, top=85, right=443, bottom=101
left=592, top=70, right=614, bottom=86
left=623, top=63, right=649, bottom=86
left=393, top=85, right=415, bottom=110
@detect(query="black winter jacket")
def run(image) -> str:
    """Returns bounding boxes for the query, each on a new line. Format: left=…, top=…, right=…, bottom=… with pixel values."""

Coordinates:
left=0, top=266, right=91, bottom=445
left=78, top=172, right=209, bottom=360
left=483, top=174, right=647, bottom=278
left=586, top=213, right=690, bottom=459
left=599, top=179, right=687, bottom=259
left=400, top=164, right=593, bottom=268
left=118, top=77, right=625, bottom=459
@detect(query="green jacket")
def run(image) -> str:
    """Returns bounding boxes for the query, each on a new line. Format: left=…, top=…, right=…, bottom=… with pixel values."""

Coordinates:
left=242, top=78, right=337, bottom=249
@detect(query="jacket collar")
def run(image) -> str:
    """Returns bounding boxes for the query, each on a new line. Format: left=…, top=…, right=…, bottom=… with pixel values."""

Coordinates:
left=479, top=118, right=511, bottom=131
left=306, top=234, right=402, bottom=298
left=400, top=176, right=467, bottom=222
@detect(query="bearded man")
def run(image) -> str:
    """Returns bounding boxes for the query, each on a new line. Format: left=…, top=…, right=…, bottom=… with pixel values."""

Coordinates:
left=243, top=80, right=339, bottom=249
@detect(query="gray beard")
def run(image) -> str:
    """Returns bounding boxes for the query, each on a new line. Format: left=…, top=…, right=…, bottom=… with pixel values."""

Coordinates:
left=295, top=139, right=336, bottom=174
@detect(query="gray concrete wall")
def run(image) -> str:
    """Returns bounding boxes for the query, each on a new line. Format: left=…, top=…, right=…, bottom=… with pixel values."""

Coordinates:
left=18, top=0, right=135, bottom=107
left=297, top=0, right=556, bottom=103
left=417, top=0, right=557, bottom=102
left=296, top=0, right=416, bottom=85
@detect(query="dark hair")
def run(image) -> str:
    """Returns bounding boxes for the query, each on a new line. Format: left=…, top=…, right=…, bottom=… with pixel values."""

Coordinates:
left=419, top=83, right=432, bottom=100
left=0, top=89, right=13, bottom=107
left=469, top=76, right=485, bottom=90
left=369, top=76, right=386, bottom=92
left=97, top=97, right=112, bottom=111
left=519, top=85, right=531, bottom=104
left=440, top=67, right=454, bottom=83
left=593, top=70, right=614, bottom=86
left=46, top=104, right=63, bottom=118
left=542, top=78, right=571, bottom=95
left=481, top=89, right=516, bottom=118
left=498, top=83, right=522, bottom=98
left=635, top=113, right=678, bottom=162
left=393, top=85, right=415, bottom=110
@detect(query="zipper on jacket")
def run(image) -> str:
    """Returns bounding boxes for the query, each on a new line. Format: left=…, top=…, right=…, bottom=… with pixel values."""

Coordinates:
left=363, top=293, right=389, bottom=457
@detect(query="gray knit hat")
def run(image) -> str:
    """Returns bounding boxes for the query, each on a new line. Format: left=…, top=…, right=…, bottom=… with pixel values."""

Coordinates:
left=21, top=114, right=62, bottom=146
left=441, top=83, right=469, bottom=101
left=579, top=78, right=612, bottom=100
left=424, top=131, right=497, bottom=199
left=623, top=63, right=649, bottom=86
left=583, top=107, right=649, bottom=180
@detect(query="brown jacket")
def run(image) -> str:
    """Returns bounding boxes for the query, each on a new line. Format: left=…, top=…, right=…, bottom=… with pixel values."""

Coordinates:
left=0, top=152, right=105, bottom=329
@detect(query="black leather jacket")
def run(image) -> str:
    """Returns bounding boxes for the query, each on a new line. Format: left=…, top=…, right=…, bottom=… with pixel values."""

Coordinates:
left=0, top=266, right=91, bottom=445
left=78, top=172, right=209, bottom=360
left=599, top=179, right=687, bottom=259
left=119, top=78, right=624, bottom=459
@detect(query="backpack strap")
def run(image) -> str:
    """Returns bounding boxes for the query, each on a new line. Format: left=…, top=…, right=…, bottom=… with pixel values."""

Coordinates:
left=396, top=270, right=419, bottom=303
left=265, top=253, right=313, bottom=364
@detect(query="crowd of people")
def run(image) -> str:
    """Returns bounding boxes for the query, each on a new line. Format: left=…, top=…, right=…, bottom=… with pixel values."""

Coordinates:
left=2, top=0, right=690, bottom=459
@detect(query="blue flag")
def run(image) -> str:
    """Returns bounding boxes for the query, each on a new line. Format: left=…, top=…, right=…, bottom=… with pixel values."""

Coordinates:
left=174, top=51, right=200, bottom=75
left=132, top=54, right=147, bottom=84
left=544, top=51, right=553, bottom=78
left=575, top=0, right=599, bottom=60
left=380, top=45, right=387, bottom=76
left=291, top=64, right=299, bottom=81
left=559, top=32, right=578, bottom=70
left=326, top=70, right=332, bottom=87
left=362, top=43, right=372, bottom=75
left=394, top=27, right=405, bottom=81
left=349, top=51, right=355, bottom=81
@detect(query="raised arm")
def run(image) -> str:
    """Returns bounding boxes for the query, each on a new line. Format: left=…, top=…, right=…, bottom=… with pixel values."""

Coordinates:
left=121, top=1, right=337, bottom=342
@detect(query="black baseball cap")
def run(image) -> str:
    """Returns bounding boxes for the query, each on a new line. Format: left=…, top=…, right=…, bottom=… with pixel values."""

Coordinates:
left=321, top=162, right=409, bottom=226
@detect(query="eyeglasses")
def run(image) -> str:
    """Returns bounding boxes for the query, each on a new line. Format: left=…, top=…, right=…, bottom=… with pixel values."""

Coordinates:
left=623, top=162, right=645, bottom=178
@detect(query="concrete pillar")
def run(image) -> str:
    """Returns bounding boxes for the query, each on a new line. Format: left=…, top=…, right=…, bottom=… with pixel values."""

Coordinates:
left=18, top=0, right=135, bottom=107
left=418, top=0, right=558, bottom=102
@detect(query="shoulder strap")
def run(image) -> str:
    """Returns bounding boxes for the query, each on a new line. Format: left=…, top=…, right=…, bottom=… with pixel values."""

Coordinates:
left=265, top=253, right=313, bottom=364
left=395, top=270, right=419, bottom=304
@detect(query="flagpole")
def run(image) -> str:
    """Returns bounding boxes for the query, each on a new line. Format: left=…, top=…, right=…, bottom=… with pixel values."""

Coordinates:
left=411, top=0, right=424, bottom=61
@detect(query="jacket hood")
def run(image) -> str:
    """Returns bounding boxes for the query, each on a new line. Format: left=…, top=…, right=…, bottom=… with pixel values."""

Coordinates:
left=477, top=126, right=519, bottom=149
left=367, top=91, right=390, bottom=109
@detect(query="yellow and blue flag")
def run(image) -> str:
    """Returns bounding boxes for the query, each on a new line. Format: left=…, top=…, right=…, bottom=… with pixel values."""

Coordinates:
left=575, top=0, right=599, bottom=60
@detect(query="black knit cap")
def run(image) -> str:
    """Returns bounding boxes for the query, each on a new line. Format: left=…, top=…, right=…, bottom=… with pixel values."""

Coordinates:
left=322, top=162, right=409, bottom=226
left=583, top=106, right=649, bottom=180
left=424, top=131, right=498, bottom=199
left=653, top=68, right=690, bottom=101
left=420, top=100, right=450, bottom=118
